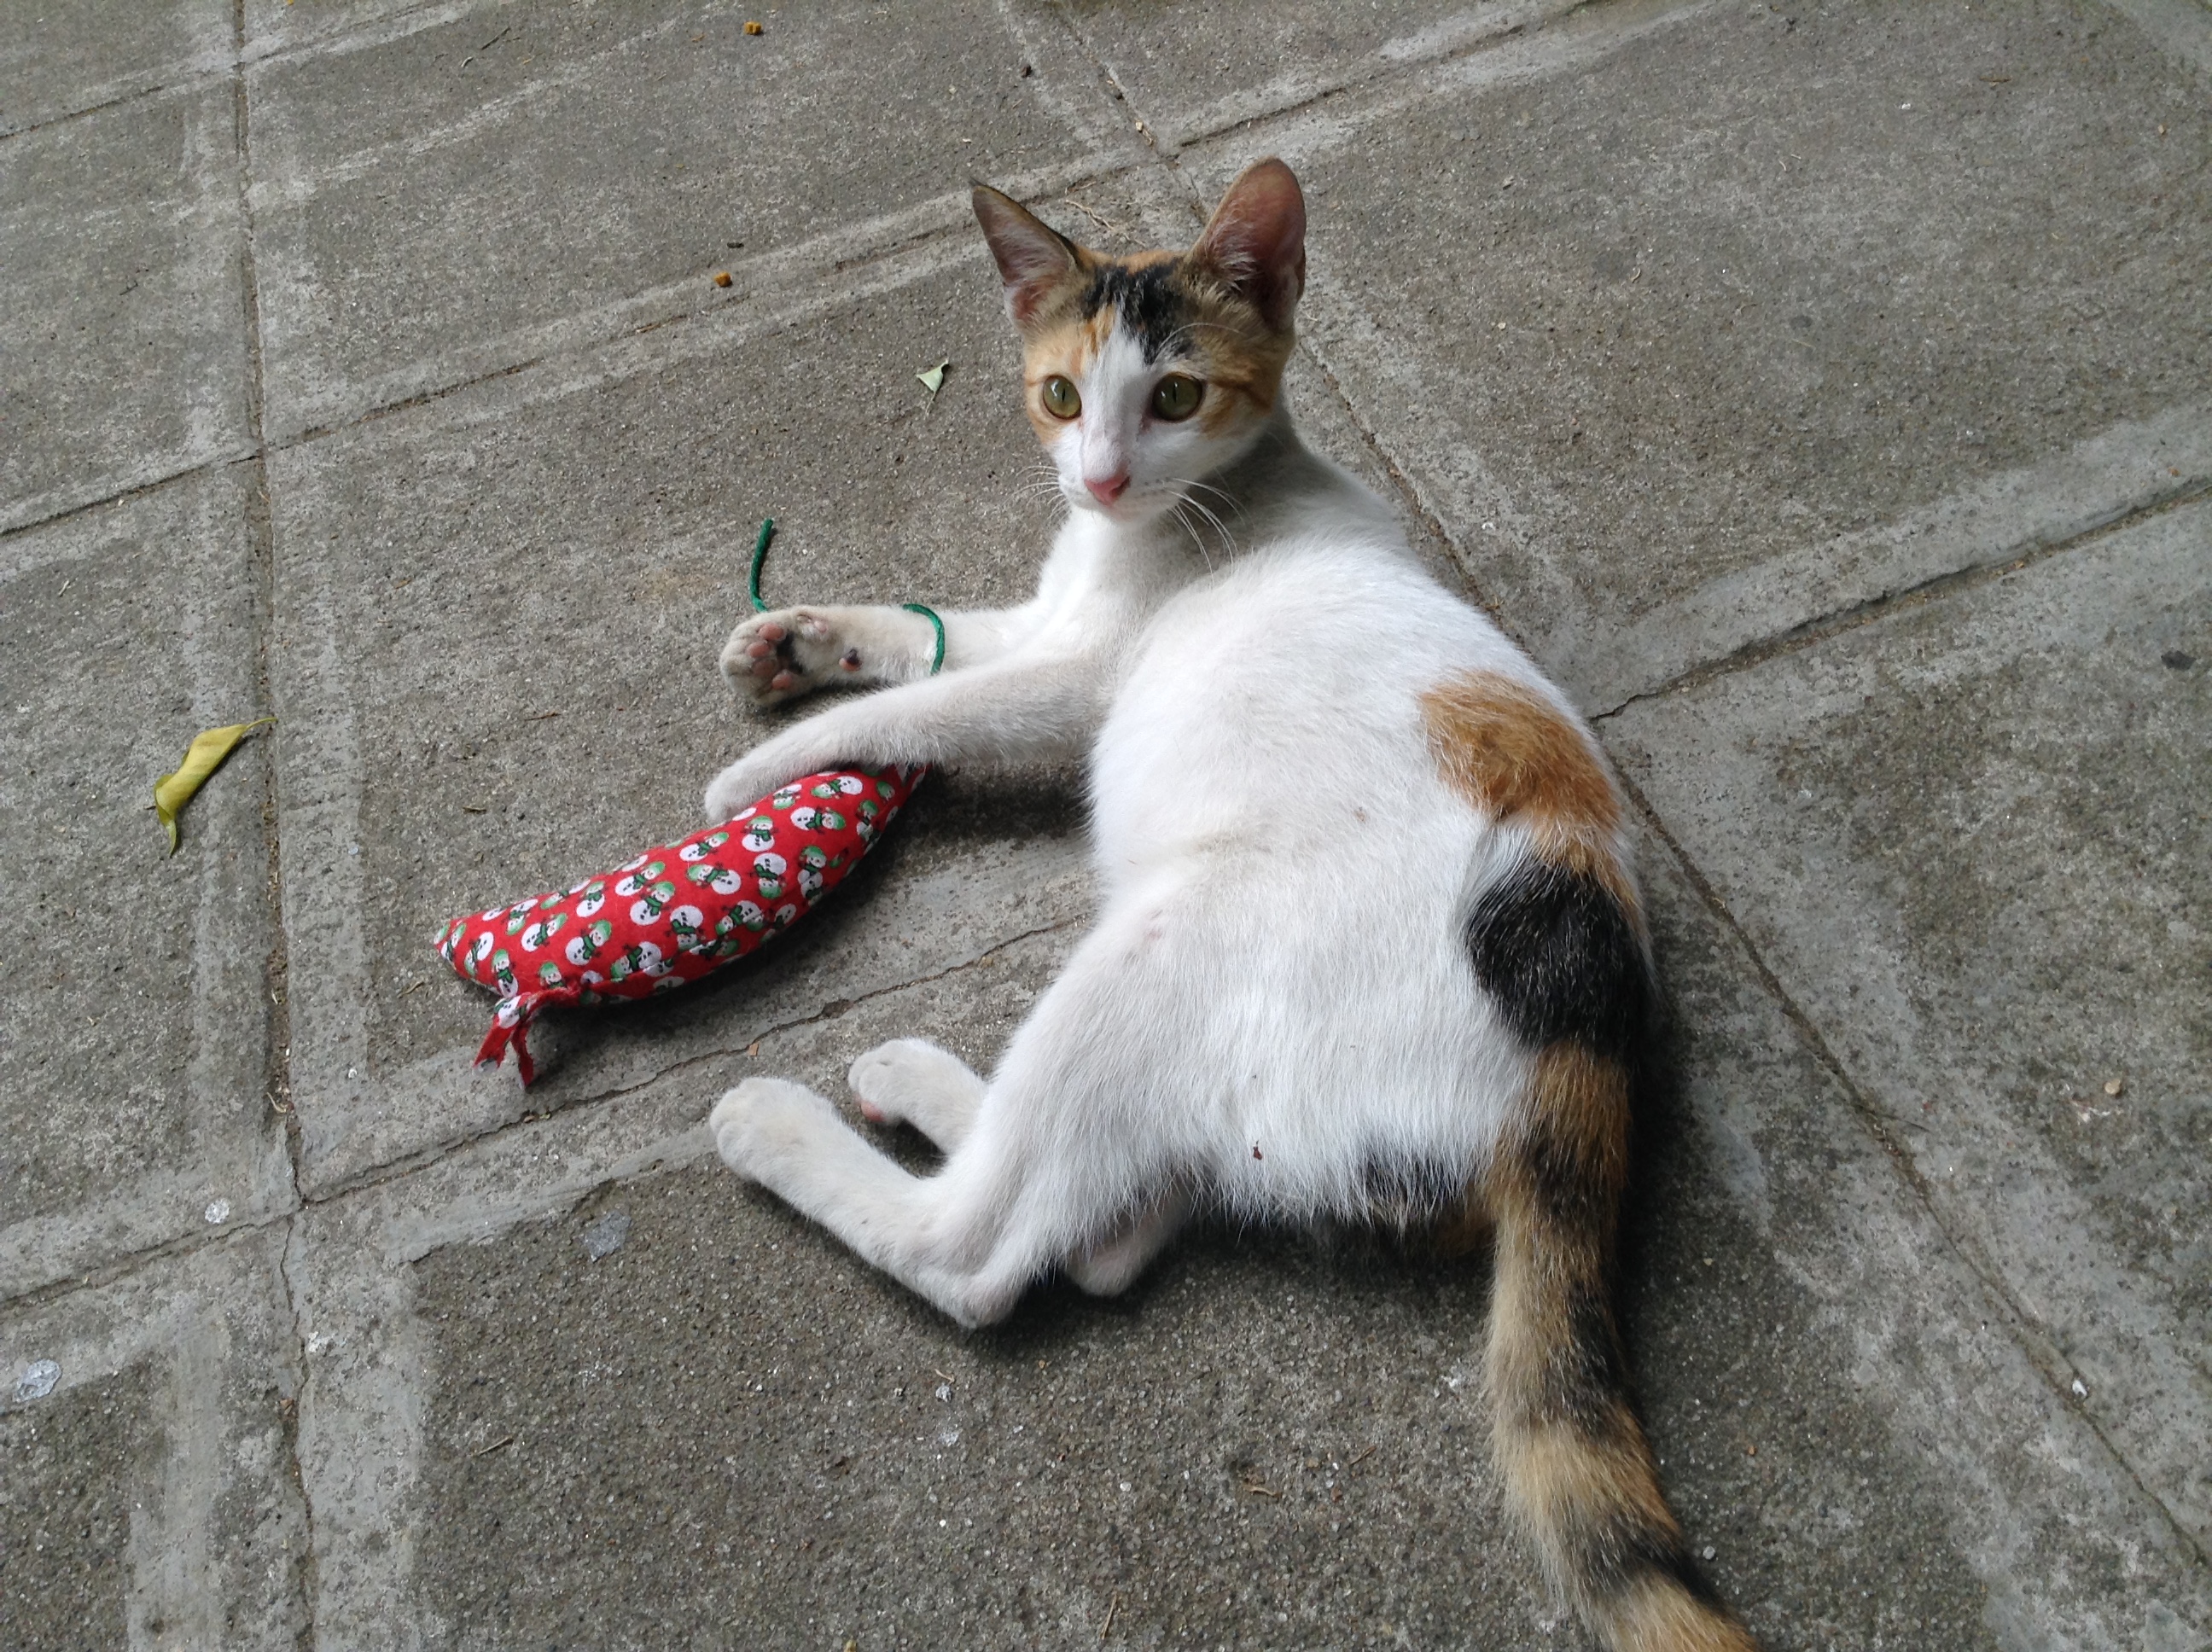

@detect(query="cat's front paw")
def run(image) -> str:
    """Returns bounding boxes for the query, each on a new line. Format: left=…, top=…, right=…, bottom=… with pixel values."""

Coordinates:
left=710, top=1077, right=836, bottom=1184
left=720, top=608, right=859, bottom=707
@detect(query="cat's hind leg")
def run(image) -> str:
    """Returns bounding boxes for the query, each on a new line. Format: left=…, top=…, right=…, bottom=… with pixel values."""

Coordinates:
left=1063, top=1185, right=1196, bottom=1297
left=848, top=1038, right=985, bottom=1151
left=710, top=1075, right=1038, bottom=1325
left=713, top=915, right=1197, bottom=1326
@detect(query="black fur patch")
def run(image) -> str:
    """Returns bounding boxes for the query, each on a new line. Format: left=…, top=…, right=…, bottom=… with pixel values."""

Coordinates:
left=1464, top=860, right=1649, bottom=1062
left=1080, top=261, right=1188, bottom=362
left=1567, top=1498, right=1724, bottom=1608
left=1540, top=1277, right=1634, bottom=1437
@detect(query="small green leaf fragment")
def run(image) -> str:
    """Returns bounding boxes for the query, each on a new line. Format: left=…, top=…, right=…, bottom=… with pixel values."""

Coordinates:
left=154, top=718, right=274, bottom=854
left=916, top=360, right=949, bottom=395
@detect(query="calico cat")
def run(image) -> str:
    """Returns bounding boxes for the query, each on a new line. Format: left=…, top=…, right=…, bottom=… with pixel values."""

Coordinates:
left=702, top=159, right=1756, bottom=1652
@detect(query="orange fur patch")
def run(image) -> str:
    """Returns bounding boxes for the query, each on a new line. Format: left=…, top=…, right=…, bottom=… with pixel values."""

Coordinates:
left=1421, top=671, right=1637, bottom=916
left=1605, top=1585, right=1762, bottom=1652
left=1427, top=1046, right=1627, bottom=1256
left=1501, top=1422, right=1677, bottom=1546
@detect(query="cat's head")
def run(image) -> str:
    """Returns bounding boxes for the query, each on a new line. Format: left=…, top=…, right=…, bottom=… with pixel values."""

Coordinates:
left=972, top=159, right=1306, bottom=525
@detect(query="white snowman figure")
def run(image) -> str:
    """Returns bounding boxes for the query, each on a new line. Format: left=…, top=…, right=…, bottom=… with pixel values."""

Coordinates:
left=575, top=879, right=608, bottom=918
left=795, top=842, right=830, bottom=899
left=742, top=816, right=777, bottom=852
left=614, top=859, right=666, bottom=899
left=667, top=903, right=706, bottom=950
left=752, top=851, right=788, bottom=900
left=689, top=862, right=744, bottom=896
left=679, top=829, right=730, bottom=864
left=470, top=931, right=495, bottom=966
left=519, top=911, right=569, bottom=951
left=564, top=917, right=614, bottom=967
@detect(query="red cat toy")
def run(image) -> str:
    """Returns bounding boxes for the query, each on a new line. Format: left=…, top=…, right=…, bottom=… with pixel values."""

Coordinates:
left=436, top=764, right=923, bottom=1083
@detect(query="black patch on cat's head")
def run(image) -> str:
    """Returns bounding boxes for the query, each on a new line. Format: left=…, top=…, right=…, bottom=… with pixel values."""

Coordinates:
left=1080, top=260, right=1190, bottom=363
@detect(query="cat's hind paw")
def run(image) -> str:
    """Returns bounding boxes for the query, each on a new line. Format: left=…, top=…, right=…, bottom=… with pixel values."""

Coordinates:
left=720, top=608, right=859, bottom=707
left=710, top=1077, right=838, bottom=1184
left=849, top=1038, right=985, bottom=1151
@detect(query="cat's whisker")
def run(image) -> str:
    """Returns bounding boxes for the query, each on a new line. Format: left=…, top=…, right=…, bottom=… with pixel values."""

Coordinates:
left=1182, top=477, right=1250, bottom=524
left=1181, top=474, right=1243, bottom=507
left=1176, top=488, right=1238, bottom=561
left=1168, top=499, right=1216, bottom=570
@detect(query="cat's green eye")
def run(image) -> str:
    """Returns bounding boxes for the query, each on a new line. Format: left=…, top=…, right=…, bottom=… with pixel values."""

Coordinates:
left=1040, top=375, right=1081, bottom=420
left=1150, top=374, right=1204, bottom=422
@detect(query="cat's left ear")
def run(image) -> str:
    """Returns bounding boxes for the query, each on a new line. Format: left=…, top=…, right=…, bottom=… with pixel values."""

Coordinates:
left=972, top=186, right=1081, bottom=329
left=1188, top=158, right=1307, bottom=331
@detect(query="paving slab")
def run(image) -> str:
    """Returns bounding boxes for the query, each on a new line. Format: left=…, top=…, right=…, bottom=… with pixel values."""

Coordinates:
left=0, top=1226, right=310, bottom=1649
left=1628, top=847, right=2210, bottom=1651
left=1053, top=0, right=1573, bottom=153
left=1605, top=499, right=2212, bottom=1554
left=0, top=1366, right=151, bottom=1652
left=1179, top=0, right=2212, bottom=705
left=265, top=249, right=1135, bottom=1197
left=278, top=822, right=2212, bottom=1649
left=245, top=0, right=1139, bottom=439
left=0, top=466, right=290, bottom=1300
left=241, top=0, right=457, bottom=61
left=0, top=0, right=230, bottom=137
left=0, top=82, right=253, bottom=533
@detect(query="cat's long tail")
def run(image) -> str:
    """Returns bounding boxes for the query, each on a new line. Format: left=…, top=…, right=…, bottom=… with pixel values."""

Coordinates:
left=1483, top=1034, right=1760, bottom=1651
left=1425, top=669, right=1757, bottom=1649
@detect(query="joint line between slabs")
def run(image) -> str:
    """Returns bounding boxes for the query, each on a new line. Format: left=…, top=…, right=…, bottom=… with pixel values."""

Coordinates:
left=1589, top=472, right=2212, bottom=724
left=1616, top=765, right=2212, bottom=1569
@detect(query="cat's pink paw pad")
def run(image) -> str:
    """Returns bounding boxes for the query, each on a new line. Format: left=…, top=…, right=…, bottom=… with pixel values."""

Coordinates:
left=720, top=609, right=840, bottom=706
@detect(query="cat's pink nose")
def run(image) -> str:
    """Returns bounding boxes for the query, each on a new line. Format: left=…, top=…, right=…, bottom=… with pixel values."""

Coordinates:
left=1086, top=470, right=1130, bottom=506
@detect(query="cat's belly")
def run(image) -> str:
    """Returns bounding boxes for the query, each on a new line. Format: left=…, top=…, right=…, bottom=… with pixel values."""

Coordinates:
left=1077, top=541, right=1543, bottom=1215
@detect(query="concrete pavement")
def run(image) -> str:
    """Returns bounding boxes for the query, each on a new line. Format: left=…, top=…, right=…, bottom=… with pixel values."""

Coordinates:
left=3, top=2, right=2208, bottom=1647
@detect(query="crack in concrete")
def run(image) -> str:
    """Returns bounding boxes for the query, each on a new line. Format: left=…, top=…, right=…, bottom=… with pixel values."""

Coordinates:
left=286, top=913, right=1082, bottom=1213
left=232, top=9, right=323, bottom=1637
left=0, top=451, right=256, bottom=548
left=272, top=1220, right=321, bottom=1652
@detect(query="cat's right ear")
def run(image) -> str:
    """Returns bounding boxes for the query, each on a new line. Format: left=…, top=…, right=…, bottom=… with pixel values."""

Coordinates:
left=972, top=187, right=1080, bottom=329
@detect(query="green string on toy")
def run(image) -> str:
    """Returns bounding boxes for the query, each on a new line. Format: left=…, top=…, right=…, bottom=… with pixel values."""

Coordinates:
left=901, top=602, right=946, bottom=675
left=746, top=516, right=944, bottom=676
left=747, top=517, right=776, bottom=614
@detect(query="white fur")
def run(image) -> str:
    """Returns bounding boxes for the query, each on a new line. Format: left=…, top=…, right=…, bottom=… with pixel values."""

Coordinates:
left=704, top=391, right=1575, bottom=1329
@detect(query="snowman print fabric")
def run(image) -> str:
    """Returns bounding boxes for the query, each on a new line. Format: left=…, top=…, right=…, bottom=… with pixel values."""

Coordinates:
left=436, top=765, right=923, bottom=1083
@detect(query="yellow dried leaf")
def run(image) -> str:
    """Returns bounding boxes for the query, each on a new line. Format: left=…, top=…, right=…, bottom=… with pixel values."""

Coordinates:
left=154, top=718, right=273, bottom=854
